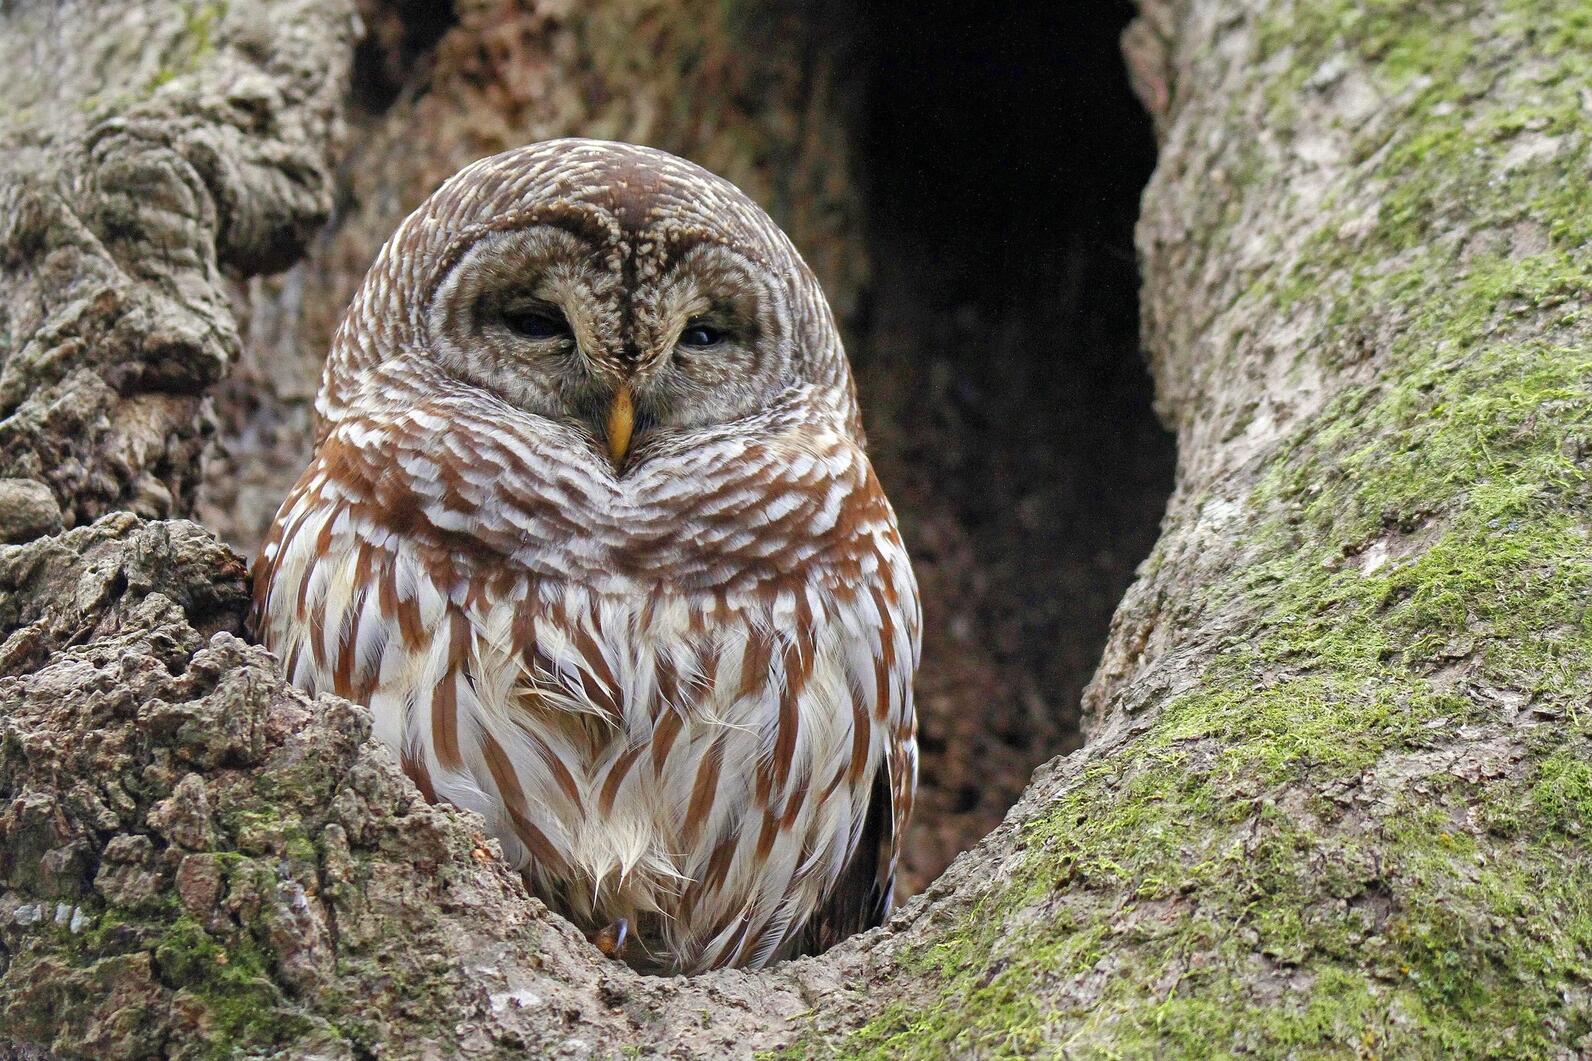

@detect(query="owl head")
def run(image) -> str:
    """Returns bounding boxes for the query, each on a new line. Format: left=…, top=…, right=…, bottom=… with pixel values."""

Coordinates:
left=321, top=139, right=859, bottom=469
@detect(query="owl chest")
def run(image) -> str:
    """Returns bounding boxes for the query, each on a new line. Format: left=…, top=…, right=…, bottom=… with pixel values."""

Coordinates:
left=450, top=572, right=866, bottom=826
left=258, top=500, right=876, bottom=842
left=257, top=483, right=909, bottom=970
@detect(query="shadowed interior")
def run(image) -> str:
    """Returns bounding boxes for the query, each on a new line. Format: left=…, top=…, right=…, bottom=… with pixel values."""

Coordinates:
left=852, top=0, right=1173, bottom=895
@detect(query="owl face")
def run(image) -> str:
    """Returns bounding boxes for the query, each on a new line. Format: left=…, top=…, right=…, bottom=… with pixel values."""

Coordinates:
left=425, top=220, right=796, bottom=469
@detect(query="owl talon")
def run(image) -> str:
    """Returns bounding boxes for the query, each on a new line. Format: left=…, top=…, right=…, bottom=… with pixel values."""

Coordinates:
left=591, top=917, right=629, bottom=959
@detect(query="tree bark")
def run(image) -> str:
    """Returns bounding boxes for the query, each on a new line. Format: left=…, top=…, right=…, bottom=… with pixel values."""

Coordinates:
left=4, top=0, right=1590, bottom=1057
left=0, top=0, right=351, bottom=535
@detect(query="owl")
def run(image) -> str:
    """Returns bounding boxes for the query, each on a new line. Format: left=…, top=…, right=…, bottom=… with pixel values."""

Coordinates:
left=249, top=139, right=919, bottom=974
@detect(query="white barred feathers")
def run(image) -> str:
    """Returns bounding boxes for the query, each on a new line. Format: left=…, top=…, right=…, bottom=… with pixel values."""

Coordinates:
left=251, top=140, right=919, bottom=973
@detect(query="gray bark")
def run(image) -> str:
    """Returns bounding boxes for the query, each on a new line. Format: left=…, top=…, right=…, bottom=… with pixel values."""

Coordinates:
left=3, top=0, right=1590, bottom=1057
left=0, top=0, right=350, bottom=534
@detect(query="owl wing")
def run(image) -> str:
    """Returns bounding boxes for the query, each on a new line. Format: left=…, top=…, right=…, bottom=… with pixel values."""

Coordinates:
left=785, top=766, right=894, bottom=958
left=785, top=525, right=921, bottom=960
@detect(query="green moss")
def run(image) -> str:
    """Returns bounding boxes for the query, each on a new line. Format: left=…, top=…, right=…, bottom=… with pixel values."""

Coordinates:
left=224, top=803, right=322, bottom=869
left=823, top=0, right=1592, bottom=1055
left=154, top=912, right=262, bottom=993
left=1262, top=0, right=1592, bottom=329
left=1529, top=751, right=1592, bottom=835
left=144, top=1, right=227, bottom=93
left=40, top=891, right=321, bottom=1058
left=155, top=914, right=319, bottom=1059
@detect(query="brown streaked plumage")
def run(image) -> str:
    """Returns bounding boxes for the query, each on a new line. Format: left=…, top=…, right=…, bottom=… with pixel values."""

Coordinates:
left=250, top=139, right=919, bottom=973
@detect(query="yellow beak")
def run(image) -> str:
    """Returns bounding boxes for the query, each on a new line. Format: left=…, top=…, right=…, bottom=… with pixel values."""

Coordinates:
left=606, top=385, right=635, bottom=467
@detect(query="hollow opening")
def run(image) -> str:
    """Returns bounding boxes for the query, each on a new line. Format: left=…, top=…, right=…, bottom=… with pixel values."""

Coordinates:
left=852, top=0, right=1174, bottom=896
left=200, top=0, right=1174, bottom=963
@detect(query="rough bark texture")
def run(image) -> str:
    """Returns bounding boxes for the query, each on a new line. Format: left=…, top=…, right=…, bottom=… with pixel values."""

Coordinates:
left=3, top=0, right=1590, bottom=1058
left=0, top=0, right=351, bottom=537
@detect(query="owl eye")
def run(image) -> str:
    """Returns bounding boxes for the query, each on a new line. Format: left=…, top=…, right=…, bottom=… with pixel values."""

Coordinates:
left=678, top=322, right=724, bottom=348
left=502, top=305, right=571, bottom=341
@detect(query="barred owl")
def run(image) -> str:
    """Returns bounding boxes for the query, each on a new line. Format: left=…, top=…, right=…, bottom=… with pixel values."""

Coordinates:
left=250, top=139, right=919, bottom=974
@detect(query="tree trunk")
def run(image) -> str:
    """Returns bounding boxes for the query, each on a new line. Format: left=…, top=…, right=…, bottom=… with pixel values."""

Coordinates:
left=3, top=0, right=1589, bottom=1057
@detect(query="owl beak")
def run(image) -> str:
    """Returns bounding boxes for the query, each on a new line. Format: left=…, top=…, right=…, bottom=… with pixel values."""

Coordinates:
left=606, top=385, right=635, bottom=467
